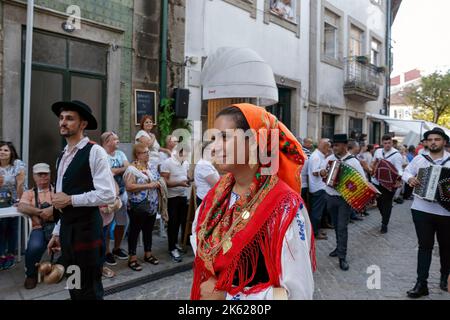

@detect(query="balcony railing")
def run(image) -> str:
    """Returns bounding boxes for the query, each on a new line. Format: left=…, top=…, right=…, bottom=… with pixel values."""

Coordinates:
left=344, top=56, right=382, bottom=102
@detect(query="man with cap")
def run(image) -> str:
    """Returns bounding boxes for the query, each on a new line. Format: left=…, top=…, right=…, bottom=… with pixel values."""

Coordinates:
left=46, top=100, right=116, bottom=300
left=319, top=134, right=366, bottom=271
left=18, top=163, right=55, bottom=289
left=403, top=127, right=450, bottom=298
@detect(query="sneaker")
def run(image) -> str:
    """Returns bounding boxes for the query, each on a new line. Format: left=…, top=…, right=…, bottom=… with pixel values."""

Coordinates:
left=175, top=244, right=187, bottom=254
left=105, top=253, right=117, bottom=266
left=170, top=249, right=182, bottom=263
left=2, top=255, right=15, bottom=270
left=113, top=248, right=128, bottom=260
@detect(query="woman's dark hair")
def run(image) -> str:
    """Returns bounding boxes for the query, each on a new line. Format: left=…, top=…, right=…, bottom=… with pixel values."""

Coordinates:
left=0, top=141, right=19, bottom=165
left=216, top=106, right=250, bottom=131
left=408, top=145, right=416, bottom=153
left=367, top=144, right=374, bottom=152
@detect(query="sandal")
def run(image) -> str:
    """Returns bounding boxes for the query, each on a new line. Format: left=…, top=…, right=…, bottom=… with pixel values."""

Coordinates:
left=128, top=260, right=142, bottom=271
left=144, top=255, right=159, bottom=265
left=102, top=266, right=116, bottom=278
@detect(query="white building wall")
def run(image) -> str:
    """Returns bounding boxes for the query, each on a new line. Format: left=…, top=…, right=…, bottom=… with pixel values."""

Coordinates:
left=185, top=0, right=310, bottom=138
left=310, top=0, right=388, bottom=141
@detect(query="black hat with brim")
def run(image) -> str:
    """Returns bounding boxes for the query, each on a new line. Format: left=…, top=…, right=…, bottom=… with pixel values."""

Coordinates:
left=423, top=127, right=449, bottom=143
left=332, top=134, right=348, bottom=144
left=51, top=100, right=98, bottom=130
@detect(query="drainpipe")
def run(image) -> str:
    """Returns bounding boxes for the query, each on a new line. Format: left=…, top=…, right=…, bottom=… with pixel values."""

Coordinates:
left=385, top=0, right=392, bottom=133
left=160, top=0, right=169, bottom=101
left=22, top=0, right=34, bottom=170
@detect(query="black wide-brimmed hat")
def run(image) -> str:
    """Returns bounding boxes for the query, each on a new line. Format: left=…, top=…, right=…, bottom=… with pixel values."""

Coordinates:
left=423, top=127, right=449, bottom=143
left=51, top=100, right=98, bottom=130
left=332, top=134, right=348, bottom=144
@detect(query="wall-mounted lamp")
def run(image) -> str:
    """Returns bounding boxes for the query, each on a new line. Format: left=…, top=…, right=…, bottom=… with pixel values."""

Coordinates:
left=61, top=21, right=76, bottom=33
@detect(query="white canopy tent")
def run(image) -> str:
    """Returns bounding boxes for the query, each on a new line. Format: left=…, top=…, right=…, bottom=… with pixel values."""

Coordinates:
left=366, top=112, right=450, bottom=146
left=201, top=47, right=278, bottom=106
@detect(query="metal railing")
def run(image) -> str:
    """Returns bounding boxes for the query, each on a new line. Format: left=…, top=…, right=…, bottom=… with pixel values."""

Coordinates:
left=344, top=56, right=381, bottom=99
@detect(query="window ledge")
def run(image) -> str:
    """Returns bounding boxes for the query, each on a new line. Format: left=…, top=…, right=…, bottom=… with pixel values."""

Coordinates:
left=320, top=55, right=344, bottom=69
left=222, top=0, right=257, bottom=18
left=267, top=11, right=300, bottom=37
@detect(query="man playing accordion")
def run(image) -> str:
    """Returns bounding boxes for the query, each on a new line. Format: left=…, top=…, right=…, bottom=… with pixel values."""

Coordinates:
left=402, top=127, right=450, bottom=298
left=319, top=134, right=366, bottom=271
left=370, top=134, right=404, bottom=234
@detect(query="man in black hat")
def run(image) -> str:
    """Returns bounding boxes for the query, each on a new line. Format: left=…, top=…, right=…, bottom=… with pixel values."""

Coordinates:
left=403, top=127, right=450, bottom=298
left=319, top=134, right=366, bottom=271
left=47, top=100, right=116, bottom=300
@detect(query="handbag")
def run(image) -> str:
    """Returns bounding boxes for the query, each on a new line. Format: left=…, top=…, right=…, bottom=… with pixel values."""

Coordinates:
left=130, top=196, right=156, bottom=216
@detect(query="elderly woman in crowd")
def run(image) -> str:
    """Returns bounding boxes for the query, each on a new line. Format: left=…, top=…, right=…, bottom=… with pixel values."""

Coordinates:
left=135, top=115, right=171, bottom=165
left=0, top=141, right=26, bottom=270
left=124, top=143, right=161, bottom=271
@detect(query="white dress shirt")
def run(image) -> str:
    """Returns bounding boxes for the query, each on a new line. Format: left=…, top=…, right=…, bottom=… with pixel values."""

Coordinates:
left=321, top=153, right=366, bottom=197
left=190, top=192, right=314, bottom=300
left=371, top=148, right=403, bottom=186
left=308, top=149, right=327, bottom=194
left=53, top=137, right=116, bottom=235
left=402, top=151, right=450, bottom=217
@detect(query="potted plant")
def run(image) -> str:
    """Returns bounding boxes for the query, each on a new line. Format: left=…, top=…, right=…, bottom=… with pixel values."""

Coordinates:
left=356, top=55, right=369, bottom=65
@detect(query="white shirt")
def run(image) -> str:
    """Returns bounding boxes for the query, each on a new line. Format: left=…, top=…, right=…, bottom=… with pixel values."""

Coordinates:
left=301, top=158, right=309, bottom=189
left=402, top=151, right=450, bottom=217
left=52, top=137, right=116, bottom=235
left=190, top=192, right=314, bottom=300
left=273, top=1, right=295, bottom=21
left=160, top=156, right=190, bottom=198
left=194, top=159, right=220, bottom=200
left=371, top=148, right=404, bottom=186
left=321, top=153, right=366, bottom=197
left=308, top=149, right=327, bottom=193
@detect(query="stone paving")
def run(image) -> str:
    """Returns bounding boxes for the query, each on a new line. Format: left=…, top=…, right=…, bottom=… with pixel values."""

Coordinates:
left=106, top=199, right=450, bottom=300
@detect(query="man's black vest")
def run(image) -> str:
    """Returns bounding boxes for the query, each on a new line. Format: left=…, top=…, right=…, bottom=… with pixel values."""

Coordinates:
left=56, top=142, right=103, bottom=267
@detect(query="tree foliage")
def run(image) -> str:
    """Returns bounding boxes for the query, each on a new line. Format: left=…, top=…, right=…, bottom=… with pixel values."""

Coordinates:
left=405, top=69, right=450, bottom=127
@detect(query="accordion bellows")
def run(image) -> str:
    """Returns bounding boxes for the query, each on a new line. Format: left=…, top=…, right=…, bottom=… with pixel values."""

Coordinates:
left=325, top=160, right=380, bottom=212
left=373, top=159, right=400, bottom=191
left=414, top=165, right=450, bottom=211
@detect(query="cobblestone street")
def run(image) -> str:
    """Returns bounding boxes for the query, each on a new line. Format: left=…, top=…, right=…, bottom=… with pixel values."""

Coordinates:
left=106, top=199, right=450, bottom=300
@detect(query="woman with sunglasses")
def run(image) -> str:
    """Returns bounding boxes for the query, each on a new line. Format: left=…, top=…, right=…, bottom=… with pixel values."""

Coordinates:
left=0, top=141, right=27, bottom=270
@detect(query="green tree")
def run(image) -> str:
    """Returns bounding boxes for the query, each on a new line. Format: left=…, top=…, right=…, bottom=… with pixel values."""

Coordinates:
left=406, top=69, right=450, bottom=127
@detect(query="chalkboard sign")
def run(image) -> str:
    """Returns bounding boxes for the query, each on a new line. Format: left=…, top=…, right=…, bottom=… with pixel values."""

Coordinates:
left=135, top=89, right=157, bottom=125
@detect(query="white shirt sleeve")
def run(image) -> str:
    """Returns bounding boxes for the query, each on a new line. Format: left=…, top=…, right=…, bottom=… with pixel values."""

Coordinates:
left=402, top=156, right=419, bottom=184
left=350, top=158, right=367, bottom=180
left=393, top=153, right=404, bottom=176
left=52, top=220, right=61, bottom=236
left=71, top=145, right=116, bottom=207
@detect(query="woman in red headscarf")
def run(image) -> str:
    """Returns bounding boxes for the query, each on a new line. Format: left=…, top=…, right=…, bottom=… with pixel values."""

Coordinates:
left=190, top=104, right=315, bottom=300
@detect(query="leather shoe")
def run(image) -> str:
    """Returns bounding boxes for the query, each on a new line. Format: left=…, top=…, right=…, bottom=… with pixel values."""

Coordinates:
left=407, top=282, right=429, bottom=298
left=329, top=249, right=338, bottom=257
left=316, top=233, right=328, bottom=240
left=24, top=276, right=38, bottom=290
left=380, top=225, right=388, bottom=234
left=339, top=258, right=349, bottom=271
left=440, top=274, right=449, bottom=291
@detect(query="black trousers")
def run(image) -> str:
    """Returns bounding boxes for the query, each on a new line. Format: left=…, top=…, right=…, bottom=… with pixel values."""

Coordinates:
left=375, top=184, right=396, bottom=226
left=326, top=194, right=351, bottom=259
left=167, top=196, right=188, bottom=251
left=403, top=184, right=413, bottom=199
left=127, top=208, right=157, bottom=256
left=411, top=209, right=450, bottom=283
left=68, top=265, right=104, bottom=300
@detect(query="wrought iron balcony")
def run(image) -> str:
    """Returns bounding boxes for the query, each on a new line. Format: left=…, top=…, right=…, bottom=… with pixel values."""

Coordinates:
left=344, top=56, right=382, bottom=102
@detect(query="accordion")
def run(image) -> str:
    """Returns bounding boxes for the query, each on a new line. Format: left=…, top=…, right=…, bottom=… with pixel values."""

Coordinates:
left=413, top=165, right=450, bottom=211
left=324, top=160, right=380, bottom=212
left=373, top=159, right=400, bottom=192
